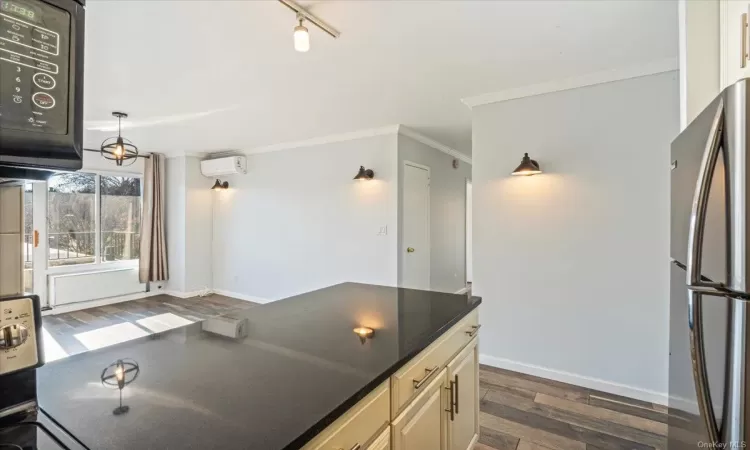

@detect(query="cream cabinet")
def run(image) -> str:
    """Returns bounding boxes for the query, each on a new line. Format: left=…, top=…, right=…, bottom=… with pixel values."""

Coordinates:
left=304, top=311, right=480, bottom=450
left=447, top=338, right=479, bottom=450
left=368, top=427, right=391, bottom=450
left=723, top=1, right=750, bottom=89
left=392, top=367, right=449, bottom=450
left=0, top=186, right=23, bottom=297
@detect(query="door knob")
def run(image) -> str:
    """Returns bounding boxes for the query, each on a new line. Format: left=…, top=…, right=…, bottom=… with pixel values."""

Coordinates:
left=406, top=247, right=415, bottom=253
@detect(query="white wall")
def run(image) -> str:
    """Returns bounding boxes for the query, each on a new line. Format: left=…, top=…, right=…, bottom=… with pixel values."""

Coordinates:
left=212, top=134, right=399, bottom=301
left=184, top=157, right=213, bottom=293
left=678, top=0, right=719, bottom=128
left=472, top=71, right=679, bottom=402
left=164, top=155, right=212, bottom=295
left=397, top=135, right=471, bottom=293
left=165, top=156, right=186, bottom=293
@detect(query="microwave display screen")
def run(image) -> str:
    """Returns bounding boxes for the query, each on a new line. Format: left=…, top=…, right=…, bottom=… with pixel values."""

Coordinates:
left=0, top=1, right=41, bottom=23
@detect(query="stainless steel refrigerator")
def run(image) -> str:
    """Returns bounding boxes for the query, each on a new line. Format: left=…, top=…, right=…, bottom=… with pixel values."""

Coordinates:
left=670, top=78, right=750, bottom=448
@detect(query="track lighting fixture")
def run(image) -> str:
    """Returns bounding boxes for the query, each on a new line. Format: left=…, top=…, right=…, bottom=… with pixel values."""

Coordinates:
left=294, top=16, right=310, bottom=52
left=278, top=0, right=339, bottom=53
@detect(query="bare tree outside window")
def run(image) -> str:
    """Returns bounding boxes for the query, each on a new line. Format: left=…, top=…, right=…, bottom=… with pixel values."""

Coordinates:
left=47, top=173, right=142, bottom=266
left=100, top=176, right=141, bottom=261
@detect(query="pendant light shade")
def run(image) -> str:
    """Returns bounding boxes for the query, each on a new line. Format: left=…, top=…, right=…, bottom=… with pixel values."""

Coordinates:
left=511, top=153, right=542, bottom=176
left=353, top=166, right=375, bottom=181
left=100, top=112, right=139, bottom=167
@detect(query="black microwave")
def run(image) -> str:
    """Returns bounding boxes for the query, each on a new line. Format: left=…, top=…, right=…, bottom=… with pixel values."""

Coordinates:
left=0, top=0, right=84, bottom=179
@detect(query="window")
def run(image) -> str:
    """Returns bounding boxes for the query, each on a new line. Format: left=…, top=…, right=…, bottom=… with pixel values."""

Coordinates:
left=47, top=173, right=142, bottom=268
left=100, top=176, right=141, bottom=262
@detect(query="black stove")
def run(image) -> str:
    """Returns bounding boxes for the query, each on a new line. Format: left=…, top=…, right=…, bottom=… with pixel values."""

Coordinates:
left=0, top=295, right=82, bottom=450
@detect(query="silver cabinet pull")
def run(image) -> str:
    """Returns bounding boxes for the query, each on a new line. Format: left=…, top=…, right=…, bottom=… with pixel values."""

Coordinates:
left=338, top=445, right=360, bottom=450
left=454, top=374, right=459, bottom=414
left=413, top=365, right=439, bottom=389
left=465, top=324, right=481, bottom=338
left=444, top=379, right=455, bottom=421
left=743, top=13, right=748, bottom=68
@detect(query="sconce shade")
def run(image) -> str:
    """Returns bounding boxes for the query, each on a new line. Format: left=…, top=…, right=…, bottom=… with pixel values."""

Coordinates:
left=211, top=179, right=229, bottom=190
left=511, top=153, right=542, bottom=176
left=354, top=166, right=375, bottom=180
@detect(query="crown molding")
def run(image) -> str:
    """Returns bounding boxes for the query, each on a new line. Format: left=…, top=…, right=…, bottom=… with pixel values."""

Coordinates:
left=461, top=57, right=679, bottom=108
left=243, top=125, right=401, bottom=155
left=397, top=126, right=472, bottom=164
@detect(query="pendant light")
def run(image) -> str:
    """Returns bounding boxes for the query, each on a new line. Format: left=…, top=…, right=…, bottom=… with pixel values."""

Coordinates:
left=511, top=153, right=542, bottom=176
left=353, top=166, right=375, bottom=181
left=294, top=15, right=310, bottom=52
left=100, top=112, right=139, bottom=167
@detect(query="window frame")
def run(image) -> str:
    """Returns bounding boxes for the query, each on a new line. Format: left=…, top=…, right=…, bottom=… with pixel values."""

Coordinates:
left=46, top=170, right=143, bottom=275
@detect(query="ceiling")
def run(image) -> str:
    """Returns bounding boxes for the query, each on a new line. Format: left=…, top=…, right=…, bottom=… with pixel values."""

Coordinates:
left=83, top=0, right=678, bottom=157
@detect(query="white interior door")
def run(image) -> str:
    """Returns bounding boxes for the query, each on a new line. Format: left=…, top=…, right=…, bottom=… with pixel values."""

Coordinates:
left=403, top=162, right=430, bottom=290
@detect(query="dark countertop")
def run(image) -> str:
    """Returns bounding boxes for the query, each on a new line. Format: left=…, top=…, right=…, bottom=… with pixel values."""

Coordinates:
left=38, top=283, right=481, bottom=450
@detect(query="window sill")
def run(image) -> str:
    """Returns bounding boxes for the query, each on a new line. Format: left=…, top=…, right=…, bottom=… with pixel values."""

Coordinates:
left=46, top=261, right=139, bottom=276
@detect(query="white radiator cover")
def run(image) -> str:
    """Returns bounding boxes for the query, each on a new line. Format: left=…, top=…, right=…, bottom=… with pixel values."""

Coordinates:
left=50, top=268, right=146, bottom=306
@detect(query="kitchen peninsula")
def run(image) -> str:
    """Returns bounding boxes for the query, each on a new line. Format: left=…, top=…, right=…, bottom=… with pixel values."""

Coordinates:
left=37, top=283, right=482, bottom=450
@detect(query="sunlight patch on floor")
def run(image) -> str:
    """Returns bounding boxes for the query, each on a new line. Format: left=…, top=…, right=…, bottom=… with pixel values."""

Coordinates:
left=42, top=327, right=69, bottom=362
left=137, top=313, right=194, bottom=333
left=74, top=322, right=149, bottom=351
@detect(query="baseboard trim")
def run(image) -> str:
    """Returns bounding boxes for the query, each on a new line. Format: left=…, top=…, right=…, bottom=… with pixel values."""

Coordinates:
left=454, top=287, right=470, bottom=295
left=479, top=354, right=668, bottom=406
left=43, top=291, right=160, bottom=316
left=165, top=289, right=210, bottom=299
left=212, top=289, right=273, bottom=305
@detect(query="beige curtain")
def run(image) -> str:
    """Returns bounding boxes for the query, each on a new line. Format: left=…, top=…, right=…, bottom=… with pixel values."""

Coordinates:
left=139, top=153, right=168, bottom=283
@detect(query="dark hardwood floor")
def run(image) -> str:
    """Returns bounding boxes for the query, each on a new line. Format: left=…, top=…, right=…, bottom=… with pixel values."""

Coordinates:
left=477, top=365, right=667, bottom=450
left=42, top=295, right=667, bottom=449
left=42, top=293, right=257, bottom=359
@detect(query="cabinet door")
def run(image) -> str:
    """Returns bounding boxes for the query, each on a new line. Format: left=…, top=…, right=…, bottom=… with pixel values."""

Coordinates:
left=367, top=426, right=390, bottom=450
left=723, top=1, right=750, bottom=88
left=0, top=186, right=23, bottom=296
left=447, top=338, right=479, bottom=450
left=392, top=367, right=448, bottom=450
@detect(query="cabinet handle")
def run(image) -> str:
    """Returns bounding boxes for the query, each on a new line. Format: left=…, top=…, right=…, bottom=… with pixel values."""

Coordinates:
left=743, top=13, right=748, bottom=69
left=454, top=374, right=459, bottom=414
left=465, top=324, right=481, bottom=338
left=413, top=365, right=439, bottom=389
left=338, top=445, right=360, bottom=450
left=33, top=230, right=39, bottom=248
left=445, top=380, right=455, bottom=421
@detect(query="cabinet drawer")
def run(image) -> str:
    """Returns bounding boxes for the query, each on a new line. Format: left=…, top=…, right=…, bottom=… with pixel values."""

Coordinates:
left=391, top=310, right=478, bottom=418
left=303, top=381, right=390, bottom=450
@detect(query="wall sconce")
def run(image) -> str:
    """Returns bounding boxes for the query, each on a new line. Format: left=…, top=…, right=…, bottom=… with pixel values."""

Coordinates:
left=353, top=326, right=374, bottom=344
left=511, top=153, right=542, bottom=176
left=353, top=166, right=375, bottom=181
left=211, top=179, right=229, bottom=190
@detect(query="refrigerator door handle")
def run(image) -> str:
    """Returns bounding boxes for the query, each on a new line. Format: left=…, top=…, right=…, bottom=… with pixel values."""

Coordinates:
left=688, top=288, right=722, bottom=444
left=687, top=98, right=725, bottom=290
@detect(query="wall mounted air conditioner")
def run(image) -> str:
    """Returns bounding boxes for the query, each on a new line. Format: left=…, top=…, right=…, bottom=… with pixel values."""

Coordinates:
left=200, top=156, right=247, bottom=177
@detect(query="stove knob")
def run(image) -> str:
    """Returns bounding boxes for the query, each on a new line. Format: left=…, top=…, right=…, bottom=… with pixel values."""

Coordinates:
left=0, top=324, right=29, bottom=349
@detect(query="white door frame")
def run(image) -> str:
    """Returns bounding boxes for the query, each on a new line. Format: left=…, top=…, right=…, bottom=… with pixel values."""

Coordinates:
left=403, top=160, right=431, bottom=289
left=31, top=182, right=48, bottom=307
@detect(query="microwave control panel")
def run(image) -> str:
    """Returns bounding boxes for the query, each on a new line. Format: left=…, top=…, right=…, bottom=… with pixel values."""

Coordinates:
left=0, top=0, right=70, bottom=135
